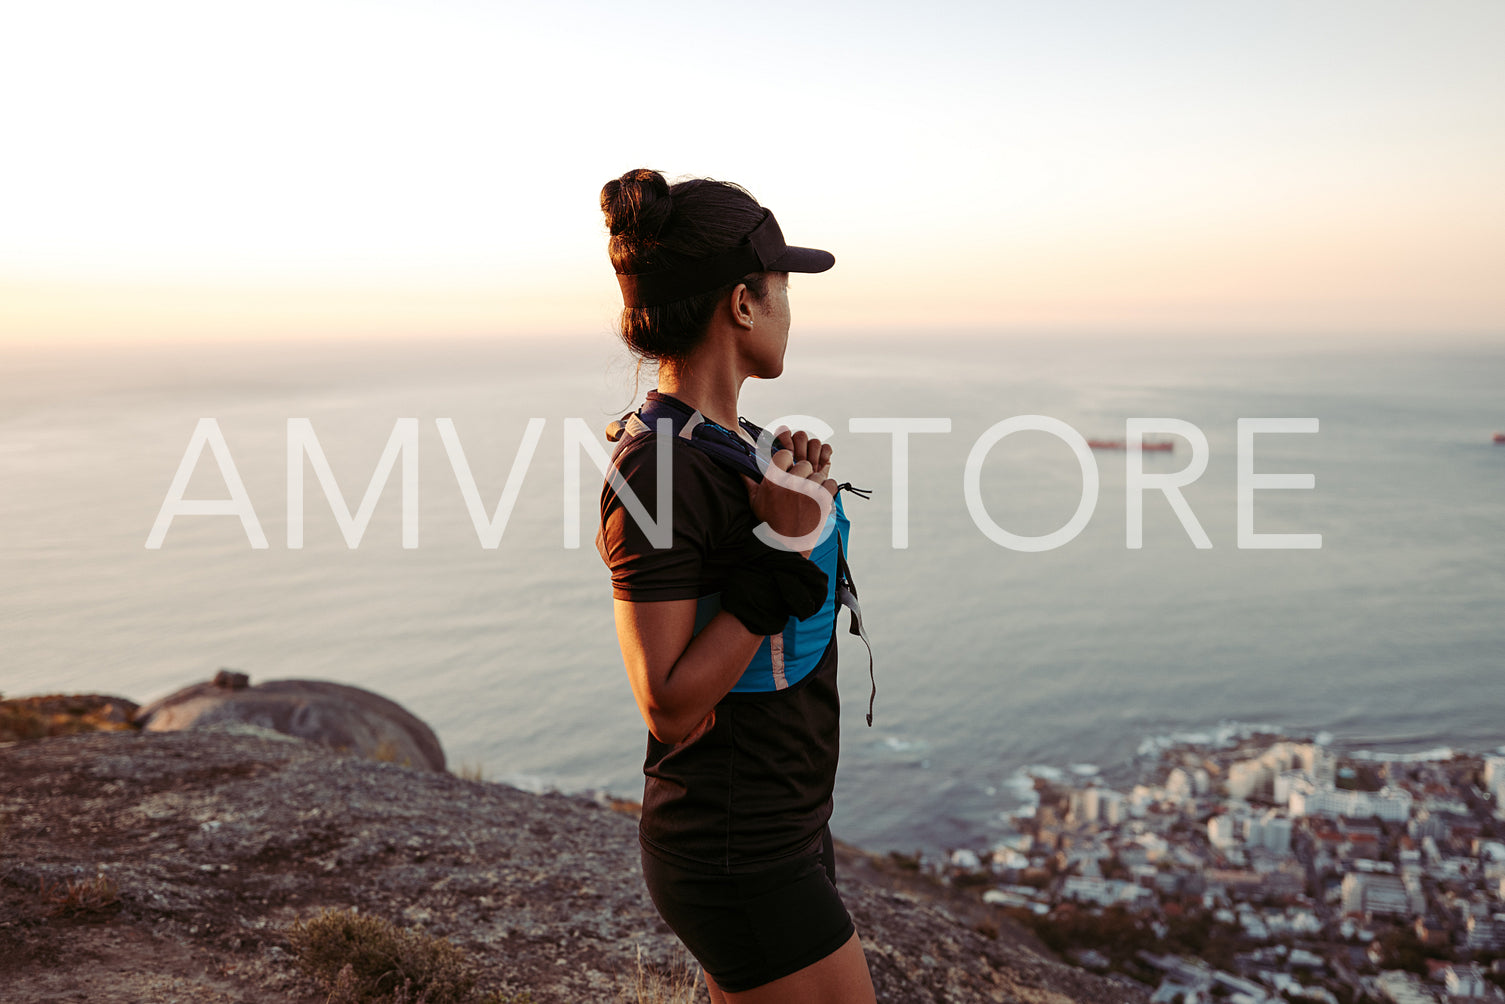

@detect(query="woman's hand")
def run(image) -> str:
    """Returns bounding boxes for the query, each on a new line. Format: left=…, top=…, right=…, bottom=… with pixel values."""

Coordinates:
left=743, top=428, right=837, bottom=556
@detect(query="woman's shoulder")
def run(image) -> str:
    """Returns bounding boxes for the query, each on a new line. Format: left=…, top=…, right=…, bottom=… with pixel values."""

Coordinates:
left=599, top=429, right=755, bottom=569
left=604, top=431, right=750, bottom=519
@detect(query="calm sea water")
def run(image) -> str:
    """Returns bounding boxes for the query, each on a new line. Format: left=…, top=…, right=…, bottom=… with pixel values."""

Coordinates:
left=3, top=331, right=1503, bottom=855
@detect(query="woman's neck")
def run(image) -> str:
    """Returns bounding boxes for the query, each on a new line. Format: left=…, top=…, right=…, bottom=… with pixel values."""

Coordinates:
left=657, top=361, right=743, bottom=431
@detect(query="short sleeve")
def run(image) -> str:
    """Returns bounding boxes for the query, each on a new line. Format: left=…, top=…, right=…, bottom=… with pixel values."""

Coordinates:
left=597, top=435, right=733, bottom=602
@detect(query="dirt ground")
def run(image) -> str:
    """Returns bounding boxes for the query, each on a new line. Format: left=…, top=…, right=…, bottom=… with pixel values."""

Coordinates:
left=1, top=728, right=1144, bottom=1004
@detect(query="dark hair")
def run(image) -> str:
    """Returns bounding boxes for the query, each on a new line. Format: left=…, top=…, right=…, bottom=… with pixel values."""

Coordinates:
left=600, top=169, right=771, bottom=363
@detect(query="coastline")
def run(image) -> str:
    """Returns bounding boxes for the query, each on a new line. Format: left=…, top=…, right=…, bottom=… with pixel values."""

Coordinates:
left=5, top=692, right=1504, bottom=1003
left=926, top=727, right=1505, bottom=1003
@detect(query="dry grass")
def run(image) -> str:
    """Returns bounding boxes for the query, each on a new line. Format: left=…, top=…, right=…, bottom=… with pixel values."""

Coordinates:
left=288, top=907, right=700, bottom=1003
left=0, top=693, right=137, bottom=742
left=604, top=797, right=643, bottom=819
left=622, top=945, right=703, bottom=1004
left=451, top=762, right=489, bottom=783
left=287, top=908, right=535, bottom=1003
left=370, top=740, right=413, bottom=768
left=289, top=908, right=482, bottom=1003
left=38, top=873, right=121, bottom=916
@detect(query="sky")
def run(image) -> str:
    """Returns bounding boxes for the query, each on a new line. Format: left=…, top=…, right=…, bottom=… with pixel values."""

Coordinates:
left=2, top=0, right=1502, bottom=344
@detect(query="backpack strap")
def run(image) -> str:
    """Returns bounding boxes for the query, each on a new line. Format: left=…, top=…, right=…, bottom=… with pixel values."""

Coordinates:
left=834, top=531, right=876, bottom=726
left=608, top=392, right=768, bottom=483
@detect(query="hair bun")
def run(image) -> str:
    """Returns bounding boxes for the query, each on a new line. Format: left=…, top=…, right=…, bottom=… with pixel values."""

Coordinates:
left=601, top=168, right=674, bottom=241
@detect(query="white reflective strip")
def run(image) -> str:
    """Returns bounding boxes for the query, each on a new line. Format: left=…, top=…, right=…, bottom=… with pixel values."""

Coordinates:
left=679, top=412, right=704, bottom=439
left=769, top=632, right=788, bottom=689
left=838, top=585, right=870, bottom=645
left=838, top=582, right=877, bottom=725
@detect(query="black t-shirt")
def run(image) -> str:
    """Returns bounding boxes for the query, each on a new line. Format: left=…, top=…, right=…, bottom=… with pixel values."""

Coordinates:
left=597, top=427, right=842, bottom=871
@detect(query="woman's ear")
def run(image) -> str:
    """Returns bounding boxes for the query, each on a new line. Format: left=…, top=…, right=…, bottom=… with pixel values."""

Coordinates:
left=728, top=282, right=756, bottom=330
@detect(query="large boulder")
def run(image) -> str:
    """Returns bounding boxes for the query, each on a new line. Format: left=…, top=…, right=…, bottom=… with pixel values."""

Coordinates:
left=133, top=670, right=445, bottom=771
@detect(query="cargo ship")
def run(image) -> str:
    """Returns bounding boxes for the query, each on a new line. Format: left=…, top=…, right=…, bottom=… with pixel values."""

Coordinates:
left=1088, top=439, right=1175, bottom=452
left=1495, top=432, right=1505, bottom=445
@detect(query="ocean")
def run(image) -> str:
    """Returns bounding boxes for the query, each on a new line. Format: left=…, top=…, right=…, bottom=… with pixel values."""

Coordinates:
left=3, top=331, right=1503, bottom=857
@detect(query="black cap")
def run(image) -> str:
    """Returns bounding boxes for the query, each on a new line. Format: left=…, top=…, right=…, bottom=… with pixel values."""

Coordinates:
left=616, top=209, right=834, bottom=308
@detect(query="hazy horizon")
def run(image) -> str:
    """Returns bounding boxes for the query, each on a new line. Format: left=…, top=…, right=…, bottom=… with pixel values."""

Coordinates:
left=4, top=332, right=1502, bottom=855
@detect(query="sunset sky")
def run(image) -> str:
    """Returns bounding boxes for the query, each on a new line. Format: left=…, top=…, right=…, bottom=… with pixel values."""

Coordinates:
left=2, top=0, right=1502, bottom=344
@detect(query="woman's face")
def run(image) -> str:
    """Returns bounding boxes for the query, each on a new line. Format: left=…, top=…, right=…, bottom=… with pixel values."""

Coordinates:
left=746, top=272, right=791, bottom=379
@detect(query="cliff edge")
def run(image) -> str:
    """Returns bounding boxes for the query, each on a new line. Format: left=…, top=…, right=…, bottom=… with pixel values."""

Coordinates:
left=0, top=729, right=1145, bottom=1003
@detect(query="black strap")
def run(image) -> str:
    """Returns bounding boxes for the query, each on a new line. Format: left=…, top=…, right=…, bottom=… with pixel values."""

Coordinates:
left=834, top=530, right=876, bottom=727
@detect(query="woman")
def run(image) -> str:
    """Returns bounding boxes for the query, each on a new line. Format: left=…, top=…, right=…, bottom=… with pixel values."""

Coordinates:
left=595, top=169, right=876, bottom=1003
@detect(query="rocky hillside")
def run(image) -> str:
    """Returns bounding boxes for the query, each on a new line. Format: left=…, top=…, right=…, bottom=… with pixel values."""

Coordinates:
left=0, top=728, right=1146, bottom=1003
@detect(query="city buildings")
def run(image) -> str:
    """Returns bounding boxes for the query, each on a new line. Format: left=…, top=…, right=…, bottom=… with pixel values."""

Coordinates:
left=942, top=735, right=1505, bottom=1003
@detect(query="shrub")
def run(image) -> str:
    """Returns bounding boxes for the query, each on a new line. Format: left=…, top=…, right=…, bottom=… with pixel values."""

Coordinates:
left=0, top=693, right=137, bottom=742
left=288, top=908, right=482, bottom=1004
left=38, top=873, right=120, bottom=916
left=371, top=740, right=413, bottom=767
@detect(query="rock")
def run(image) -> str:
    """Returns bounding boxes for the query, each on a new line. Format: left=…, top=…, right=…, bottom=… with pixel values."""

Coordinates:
left=212, top=669, right=250, bottom=690
left=133, top=673, right=444, bottom=771
left=0, top=730, right=1148, bottom=1004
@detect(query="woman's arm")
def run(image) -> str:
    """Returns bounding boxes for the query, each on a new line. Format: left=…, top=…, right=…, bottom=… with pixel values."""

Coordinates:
left=614, top=599, right=763, bottom=744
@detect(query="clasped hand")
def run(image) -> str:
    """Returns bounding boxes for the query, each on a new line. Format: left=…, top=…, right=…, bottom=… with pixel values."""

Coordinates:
left=741, top=428, right=837, bottom=556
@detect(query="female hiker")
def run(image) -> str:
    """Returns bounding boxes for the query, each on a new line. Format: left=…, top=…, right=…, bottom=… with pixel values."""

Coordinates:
left=595, top=168, right=876, bottom=1003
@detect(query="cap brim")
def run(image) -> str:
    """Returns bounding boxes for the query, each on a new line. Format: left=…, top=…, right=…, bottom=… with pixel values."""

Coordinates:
left=765, top=245, right=835, bottom=274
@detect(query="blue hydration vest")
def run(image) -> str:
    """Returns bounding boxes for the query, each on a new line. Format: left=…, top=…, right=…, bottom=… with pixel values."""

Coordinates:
left=607, top=393, right=876, bottom=725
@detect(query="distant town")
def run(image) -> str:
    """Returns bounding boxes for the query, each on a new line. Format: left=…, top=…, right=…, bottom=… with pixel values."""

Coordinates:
left=935, top=732, right=1505, bottom=1004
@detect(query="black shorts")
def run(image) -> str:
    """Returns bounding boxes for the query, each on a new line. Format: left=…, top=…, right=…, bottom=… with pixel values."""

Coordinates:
left=640, top=827, right=855, bottom=993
